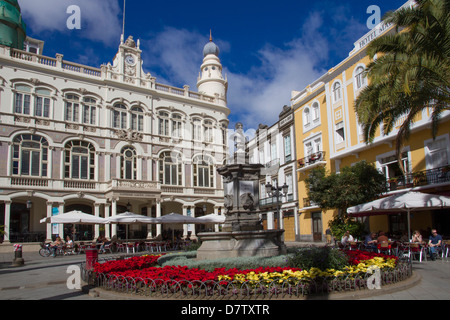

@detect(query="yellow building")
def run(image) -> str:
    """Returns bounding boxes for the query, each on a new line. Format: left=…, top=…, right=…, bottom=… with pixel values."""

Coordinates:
left=292, top=0, right=450, bottom=242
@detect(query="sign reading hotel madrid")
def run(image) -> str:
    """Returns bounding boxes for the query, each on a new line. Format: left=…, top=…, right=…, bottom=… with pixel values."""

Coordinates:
left=355, top=19, right=394, bottom=52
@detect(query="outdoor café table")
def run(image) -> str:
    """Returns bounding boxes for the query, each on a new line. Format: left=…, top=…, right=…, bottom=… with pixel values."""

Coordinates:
left=125, top=242, right=136, bottom=254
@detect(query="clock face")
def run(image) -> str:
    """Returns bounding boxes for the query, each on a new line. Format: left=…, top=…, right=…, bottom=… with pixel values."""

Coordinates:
left=125, top=55, right=135, bottom=65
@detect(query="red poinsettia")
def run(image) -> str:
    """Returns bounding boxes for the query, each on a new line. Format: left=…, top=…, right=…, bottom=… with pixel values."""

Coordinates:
left=345, top=250, right=398, bottom=265
left=93, top=250, right=397, bottom=283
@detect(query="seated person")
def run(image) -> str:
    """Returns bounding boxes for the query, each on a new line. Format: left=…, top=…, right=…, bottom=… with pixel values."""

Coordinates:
left=65, top=236, right=74, bottom=254
left=377, top=231, right=389, bottom=244
left=411, top=230, right=424, bottom=244
left=341, top=230, right=354, bottom=246
left=364, top=232, right=378, bottom=251
left=51, top=236, right=64, bottom=257
left=428, top=229, right=442, bottom=260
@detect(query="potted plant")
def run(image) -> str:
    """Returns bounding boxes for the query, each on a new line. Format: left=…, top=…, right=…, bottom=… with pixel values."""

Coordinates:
left=388, top=177, right=398, bottom=184
left=413, top=171, right=426, bottom=186
left=388, top=177, right=398, bottom=190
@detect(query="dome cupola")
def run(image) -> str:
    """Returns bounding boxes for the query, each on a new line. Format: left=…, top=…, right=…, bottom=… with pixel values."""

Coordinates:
left=203, top=31, right=220, bottom=57
left=0, top=0, right=27, bottom=49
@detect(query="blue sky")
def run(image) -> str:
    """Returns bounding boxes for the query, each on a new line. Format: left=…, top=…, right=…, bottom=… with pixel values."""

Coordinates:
left=19, top=0, right=408, bottom=130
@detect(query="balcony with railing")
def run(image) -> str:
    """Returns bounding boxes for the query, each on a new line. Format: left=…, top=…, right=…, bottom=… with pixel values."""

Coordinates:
left=259, top=194, right=294, bottom=208
left=386, top=165, right=450, bottom=192
left=297, top=151, right=327, bottom=171
left=3, top=47, right=219, bottom=105
left=302, top=198, right=319, bottom=209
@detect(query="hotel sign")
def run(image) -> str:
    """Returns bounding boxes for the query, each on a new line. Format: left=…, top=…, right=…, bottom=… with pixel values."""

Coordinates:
left=354, top=20, right=394, bottom=52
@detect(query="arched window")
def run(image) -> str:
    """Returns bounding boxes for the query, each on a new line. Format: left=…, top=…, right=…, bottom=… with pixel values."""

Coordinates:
left=193, top=155, right=214, bottom=188
left=64, top=141, right=95, bottom=180
left=82, top=97, right=97, bottom=125
left=333, top=82, right=342, bottom=102
left=121, top=146, right=137, bottom=180
left=35, top=88, right=51, bottom=118
left=159, top=151, right=182, bottom=186
left=113, top=104, right=127, bottom=129
left=172, top=114, right=183, bottom=138
left=131, top=106, right=144, bottom=132
left=14, top=85, right=32, bottom=115
left=355, top=66, right=367, bottom=90
left=192, top=118, right=202, bottom=141
left=158, top=111, right=170, bottom=136
left=204, top=120, right=214, bottom=143
left=12, top=134, right=49, bottom=177
left=304, top=108, right=311, bottom=128
left=65, top=94, right=80, bottom=122
left=312, top=102, right=320, bottom=122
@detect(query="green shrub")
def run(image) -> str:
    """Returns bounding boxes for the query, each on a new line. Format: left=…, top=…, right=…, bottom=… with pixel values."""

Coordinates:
left=184, top=241, right=202, bottom=251
left=158, top=252, right=291, bottom=271
left=287, top=247, right=348, bottom=271
left=157, top=251, right=197, bottom=266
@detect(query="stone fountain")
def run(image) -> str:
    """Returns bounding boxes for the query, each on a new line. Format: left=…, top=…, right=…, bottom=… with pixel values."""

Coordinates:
left=196, top=123, right=286, bottom=260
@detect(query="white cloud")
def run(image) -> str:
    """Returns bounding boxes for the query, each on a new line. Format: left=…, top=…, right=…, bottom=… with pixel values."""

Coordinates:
left=139, top=14, right=329, bottom=131
left=142, top=27, right=208, bottom=87
left=19, top=0, right=122, bottom=45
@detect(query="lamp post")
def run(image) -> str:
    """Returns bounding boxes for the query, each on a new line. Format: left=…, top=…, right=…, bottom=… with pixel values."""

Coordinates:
left=265, top=182, right=289, bottom=230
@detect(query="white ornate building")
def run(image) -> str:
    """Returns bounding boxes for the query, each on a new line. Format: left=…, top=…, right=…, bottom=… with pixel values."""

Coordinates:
left=0, top=24, right=230, bottom=242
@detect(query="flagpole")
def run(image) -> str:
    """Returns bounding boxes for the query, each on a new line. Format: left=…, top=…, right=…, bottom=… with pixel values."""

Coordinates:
left=122, top=0, right=126, bottom=38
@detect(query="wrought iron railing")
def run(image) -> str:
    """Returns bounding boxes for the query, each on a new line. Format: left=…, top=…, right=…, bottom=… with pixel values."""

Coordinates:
left=386, top=165, right=450, bottom=191
left=297, top=151, right=326, bottom=169
left=81, top=258, right=412, bottom=299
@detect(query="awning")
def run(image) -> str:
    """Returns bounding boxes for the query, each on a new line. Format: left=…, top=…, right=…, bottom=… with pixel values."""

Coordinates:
left=347, top=191, right=450, bottom=240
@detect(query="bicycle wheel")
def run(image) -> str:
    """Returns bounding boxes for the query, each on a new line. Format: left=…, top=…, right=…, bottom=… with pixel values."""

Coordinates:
left=39, top=248, right=51, bottom=257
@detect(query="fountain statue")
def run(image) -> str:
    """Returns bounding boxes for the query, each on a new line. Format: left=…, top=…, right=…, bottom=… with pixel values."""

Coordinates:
left=196, top=123, right=286, bottom=260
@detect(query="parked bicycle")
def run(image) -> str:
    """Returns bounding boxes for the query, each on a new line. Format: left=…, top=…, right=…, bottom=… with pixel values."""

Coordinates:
left=39, top=242, right=65, bottom=257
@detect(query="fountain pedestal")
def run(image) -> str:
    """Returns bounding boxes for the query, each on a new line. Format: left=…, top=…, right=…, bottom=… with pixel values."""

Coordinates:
left=197, top=156, right=286, bottom=260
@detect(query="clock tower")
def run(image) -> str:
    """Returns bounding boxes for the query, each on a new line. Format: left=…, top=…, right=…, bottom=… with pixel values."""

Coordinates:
left=109, top=35, right=150, bottom=84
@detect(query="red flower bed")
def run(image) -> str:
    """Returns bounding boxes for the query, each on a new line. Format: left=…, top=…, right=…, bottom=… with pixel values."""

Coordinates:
left=93, top=250, right=397, bottom=283
left=93, top=255, right=161, bottom=274
left=103, top=265, right=301, bottom=284
left=345, top=250, right=398, bottom=265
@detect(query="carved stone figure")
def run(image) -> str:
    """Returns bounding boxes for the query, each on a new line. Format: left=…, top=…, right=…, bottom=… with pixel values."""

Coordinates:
left=240, top=192, right=255, bottom=211
left=224, top=194, right=234, bottom=212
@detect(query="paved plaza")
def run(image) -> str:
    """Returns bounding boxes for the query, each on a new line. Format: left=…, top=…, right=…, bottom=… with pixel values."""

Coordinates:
left=0, top=243, right=449, bottom=300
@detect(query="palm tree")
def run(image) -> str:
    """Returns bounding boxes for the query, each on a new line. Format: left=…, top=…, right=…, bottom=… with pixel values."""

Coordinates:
left=355, top=0, right=449, bottom=172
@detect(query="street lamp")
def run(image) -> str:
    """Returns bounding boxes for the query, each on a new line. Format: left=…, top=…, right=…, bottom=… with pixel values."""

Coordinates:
left=265, top=182, right=289, bottom=230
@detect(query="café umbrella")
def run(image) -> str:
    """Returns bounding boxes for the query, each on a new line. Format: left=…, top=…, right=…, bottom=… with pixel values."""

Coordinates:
left=40, top=210, right=107, bottom=225
left=347, top=191, right=450, bottom=241
left=155, top=213, right=203, bottom=224
left=155, top=213, right=203, bottom=243
left=105, top=212, right=158, bottom=224
left=40, top=210, right=107, bottom=240
left=105, top=212, right=158, bottom=240
left=196, top=213, right=226, bottom=224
